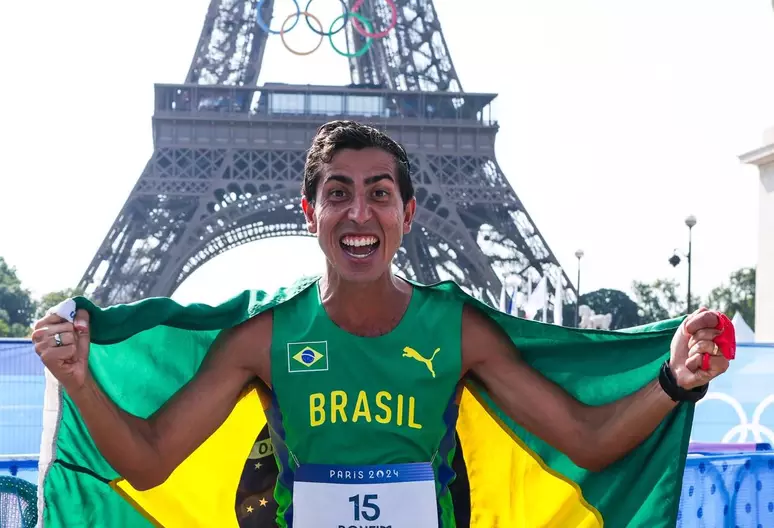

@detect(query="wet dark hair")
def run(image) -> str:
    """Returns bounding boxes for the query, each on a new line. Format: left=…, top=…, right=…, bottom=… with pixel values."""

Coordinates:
left=302, top=120, right=414, bottom=205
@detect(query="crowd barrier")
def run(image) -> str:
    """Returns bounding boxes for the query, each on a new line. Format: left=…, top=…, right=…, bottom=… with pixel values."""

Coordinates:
left=679, top=443, right=774, bottom=527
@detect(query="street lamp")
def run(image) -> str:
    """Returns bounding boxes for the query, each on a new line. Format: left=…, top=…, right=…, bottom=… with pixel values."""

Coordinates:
left=684, top=215, right=696, bottom=313
left=668, top=215, right=697, bottom=313
left=574, top=249, right=584, bottom=327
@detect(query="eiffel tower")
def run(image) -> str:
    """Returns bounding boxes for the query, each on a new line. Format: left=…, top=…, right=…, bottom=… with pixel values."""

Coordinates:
left=77, top=0, right=577, bottom=311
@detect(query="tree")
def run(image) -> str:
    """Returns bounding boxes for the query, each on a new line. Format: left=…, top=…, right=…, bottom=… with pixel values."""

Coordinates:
left=0, top=257, right=36, bottom=337
left=631, top=279, right=701, bottom=324
left=705, top=267, right=756, bottom=329
left=631, top=279, right=679, bottom=323
left=35, top=288, right=85, bottom=320
left=0, top=256, right=87, bottom=337
left=562, top=288, right=643, bottom=330
left=0, top=315, right=29, bottom=338
left=582, top=289, right=643, bottom=330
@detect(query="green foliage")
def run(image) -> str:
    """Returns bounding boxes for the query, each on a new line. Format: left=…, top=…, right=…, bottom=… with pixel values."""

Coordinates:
left=0, top=257, right=85, bottom=337
left=562, top=267, right=755, bottom=329
left=563, top=288, right=642, bottom=330
left=705, top=267, right=756, bottom=329
left=0, top=316, right=32, bottom=338
left=632, top=278, right=683, bottom=323
left=631, top=269, right=754, bottom=326
left=0, top=257, right=36, bottom=337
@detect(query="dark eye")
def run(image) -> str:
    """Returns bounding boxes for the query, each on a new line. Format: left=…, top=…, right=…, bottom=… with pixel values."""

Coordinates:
left=329, top=189, right=346, bottom=198
left=373, top=189, right=389, bottom=198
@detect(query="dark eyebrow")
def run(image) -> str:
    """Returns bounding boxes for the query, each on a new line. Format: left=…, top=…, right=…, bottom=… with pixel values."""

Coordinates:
left=326, top=174, right=394, bottom=185
left=365, top=174, right=394, bottom=185
left=326, top=175, right=353, bottom=185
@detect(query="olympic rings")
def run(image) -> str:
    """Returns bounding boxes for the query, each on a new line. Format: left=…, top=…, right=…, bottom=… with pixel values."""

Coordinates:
left=693, top=392, right=774, bottom=444
left=304, top=0, right=348, bottom=37
left=328, top=12, right=373, bottom=58
left=280, top=11, right=324, bottom=56
left=257, top=0, right=398, bottom=56
left=256, top=0, right=301, bottom=35
left=351, top=0, right=397, bottom=39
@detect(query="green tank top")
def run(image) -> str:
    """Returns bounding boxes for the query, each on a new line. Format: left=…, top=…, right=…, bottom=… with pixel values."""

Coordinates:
left=267, top=278, right=463, bottom=528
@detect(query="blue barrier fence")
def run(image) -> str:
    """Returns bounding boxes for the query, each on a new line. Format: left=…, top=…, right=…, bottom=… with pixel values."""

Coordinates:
left=680, top=445, right=774, bottom=527
left=0, top=339, right=44, bottom=459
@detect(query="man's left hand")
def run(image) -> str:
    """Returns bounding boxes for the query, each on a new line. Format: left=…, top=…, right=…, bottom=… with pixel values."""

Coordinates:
left=669, top=308, right=731, bottom=390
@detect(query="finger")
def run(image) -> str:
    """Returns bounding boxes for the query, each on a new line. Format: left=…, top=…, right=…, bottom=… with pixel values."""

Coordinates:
left=685, top=353, right=729, bottom=375
left=32, top=331, right=76, bottom=354
left=46, top=331, right=76, bottom=349
left=74, top=309, right=90, bottom=333
left=676, top=307, right=707, bottom=338
left=688, top=339, right=719, bottom=358
left=31, top=323, right=75, bottom=344
left=681, top=307, right=707, bottom=323
left=680, top=366, right=714, bottom=389
left=33, top=313, right=68, bottom=330
left=679, top=368, right=707, bottom=391
left=688, top=328, right=721, bottom=349
left=74, top=309, right=91, bottom=351
left=684, top=310, right=720, bottom=334
left=39, top=344, right=78, bottom=364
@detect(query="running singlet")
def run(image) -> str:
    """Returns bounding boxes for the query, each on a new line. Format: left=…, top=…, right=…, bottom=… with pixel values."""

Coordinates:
left=267, top=280, right=463, bottom=528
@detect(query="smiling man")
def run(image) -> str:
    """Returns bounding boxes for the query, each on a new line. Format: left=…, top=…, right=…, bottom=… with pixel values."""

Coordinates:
left=32, top=120, right=733, bottom=528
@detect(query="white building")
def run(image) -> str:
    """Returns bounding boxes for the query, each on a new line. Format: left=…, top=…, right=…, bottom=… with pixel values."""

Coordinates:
left=739, top=127, right=774, bottom=341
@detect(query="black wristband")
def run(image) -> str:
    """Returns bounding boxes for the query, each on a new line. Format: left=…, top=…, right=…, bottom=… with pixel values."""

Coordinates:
left=658, top=359, right=708, bottom=403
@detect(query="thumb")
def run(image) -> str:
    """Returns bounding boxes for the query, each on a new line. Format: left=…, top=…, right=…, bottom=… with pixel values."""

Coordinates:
left=679, top=363, right=713, bottom=390
left=74, top=309, right=91, bottom=353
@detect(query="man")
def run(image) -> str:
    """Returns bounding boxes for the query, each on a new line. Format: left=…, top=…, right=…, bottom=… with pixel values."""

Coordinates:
left=32, top=120, right=730, bottom=527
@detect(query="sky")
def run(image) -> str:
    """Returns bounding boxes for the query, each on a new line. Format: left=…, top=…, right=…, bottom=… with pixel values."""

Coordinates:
left=1, top=0, right=772, bottom=308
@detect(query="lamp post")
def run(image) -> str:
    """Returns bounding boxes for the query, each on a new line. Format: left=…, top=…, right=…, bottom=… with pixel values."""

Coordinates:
left=669, top=216, right=697, bottom=314
left=685, top=215, right=696, bottom=313
left=574, top=249, right=584, bottom=327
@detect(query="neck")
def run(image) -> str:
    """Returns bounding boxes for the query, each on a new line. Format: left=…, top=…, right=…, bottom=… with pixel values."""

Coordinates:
left=319, top=267, right=412, bottom=335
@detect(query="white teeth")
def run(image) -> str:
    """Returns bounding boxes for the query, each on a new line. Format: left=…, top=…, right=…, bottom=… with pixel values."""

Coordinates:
left=341, top=236, right=378, bottom=247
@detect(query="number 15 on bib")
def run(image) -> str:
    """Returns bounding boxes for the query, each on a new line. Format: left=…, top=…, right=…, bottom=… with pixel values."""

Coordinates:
left=292, top=462, right=439, bottom=527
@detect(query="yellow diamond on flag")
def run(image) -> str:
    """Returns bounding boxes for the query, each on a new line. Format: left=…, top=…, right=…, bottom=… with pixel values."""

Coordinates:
left=292, top=346, right=323, bottom=367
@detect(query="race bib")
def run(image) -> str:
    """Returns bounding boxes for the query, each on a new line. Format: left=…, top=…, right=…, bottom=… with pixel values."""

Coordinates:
left=292, top=462, right=438, bottom=528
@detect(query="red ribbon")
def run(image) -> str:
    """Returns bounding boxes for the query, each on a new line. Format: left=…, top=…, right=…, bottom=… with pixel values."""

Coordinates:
left=701, top=312, right=736, bottom=370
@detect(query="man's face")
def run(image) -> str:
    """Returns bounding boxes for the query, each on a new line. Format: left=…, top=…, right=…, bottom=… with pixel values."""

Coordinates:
left=301, top=147, right=416, bottom=282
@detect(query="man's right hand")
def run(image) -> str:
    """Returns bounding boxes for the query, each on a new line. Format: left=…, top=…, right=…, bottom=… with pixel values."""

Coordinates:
left=31, top=309, right=91, bottom=393
left=27, top=305, right=271, bottom=491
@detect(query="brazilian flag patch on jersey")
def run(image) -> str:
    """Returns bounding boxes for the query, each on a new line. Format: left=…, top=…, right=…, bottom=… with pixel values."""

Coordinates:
left=287, top=341, right=329, bottom=373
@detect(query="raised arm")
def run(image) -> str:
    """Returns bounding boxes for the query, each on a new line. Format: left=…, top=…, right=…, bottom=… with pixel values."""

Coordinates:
left=32, top=309, right=273, bottom=490
left=460, top=305, right=728, bottom=472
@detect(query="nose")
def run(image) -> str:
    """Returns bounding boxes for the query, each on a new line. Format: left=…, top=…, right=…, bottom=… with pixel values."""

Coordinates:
left=348, top=194, right=373, bottom=224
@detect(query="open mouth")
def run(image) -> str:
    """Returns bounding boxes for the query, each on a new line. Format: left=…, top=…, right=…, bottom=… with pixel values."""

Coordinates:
left=340, top=235, right=380, bottom=259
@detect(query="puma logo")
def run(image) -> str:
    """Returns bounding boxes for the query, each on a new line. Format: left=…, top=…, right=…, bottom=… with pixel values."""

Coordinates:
left=402, top=346, right=441, bottom=378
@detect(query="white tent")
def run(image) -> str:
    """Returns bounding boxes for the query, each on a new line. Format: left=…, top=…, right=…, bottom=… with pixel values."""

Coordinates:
left=731, top=312, right=756, bottom=343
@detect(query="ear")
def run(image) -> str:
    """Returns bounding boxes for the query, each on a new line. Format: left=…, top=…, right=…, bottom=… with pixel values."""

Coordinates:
left=301, top=196, right=317, bottom=234
left=402, top=197, right=416, bottom=234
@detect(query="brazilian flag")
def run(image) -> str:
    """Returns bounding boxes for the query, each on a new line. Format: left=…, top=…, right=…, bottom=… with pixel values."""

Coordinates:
left=37, top=276, right=690, bottom=527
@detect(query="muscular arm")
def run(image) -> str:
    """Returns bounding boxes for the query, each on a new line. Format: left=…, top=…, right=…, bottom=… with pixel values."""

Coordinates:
left=461, top=305, right=677, bottom=472
left=69, top=311, right=273, bottom=490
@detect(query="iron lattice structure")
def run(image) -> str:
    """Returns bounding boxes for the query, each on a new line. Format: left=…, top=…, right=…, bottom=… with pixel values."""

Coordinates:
left=78, top=0, right=577, bottom=311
